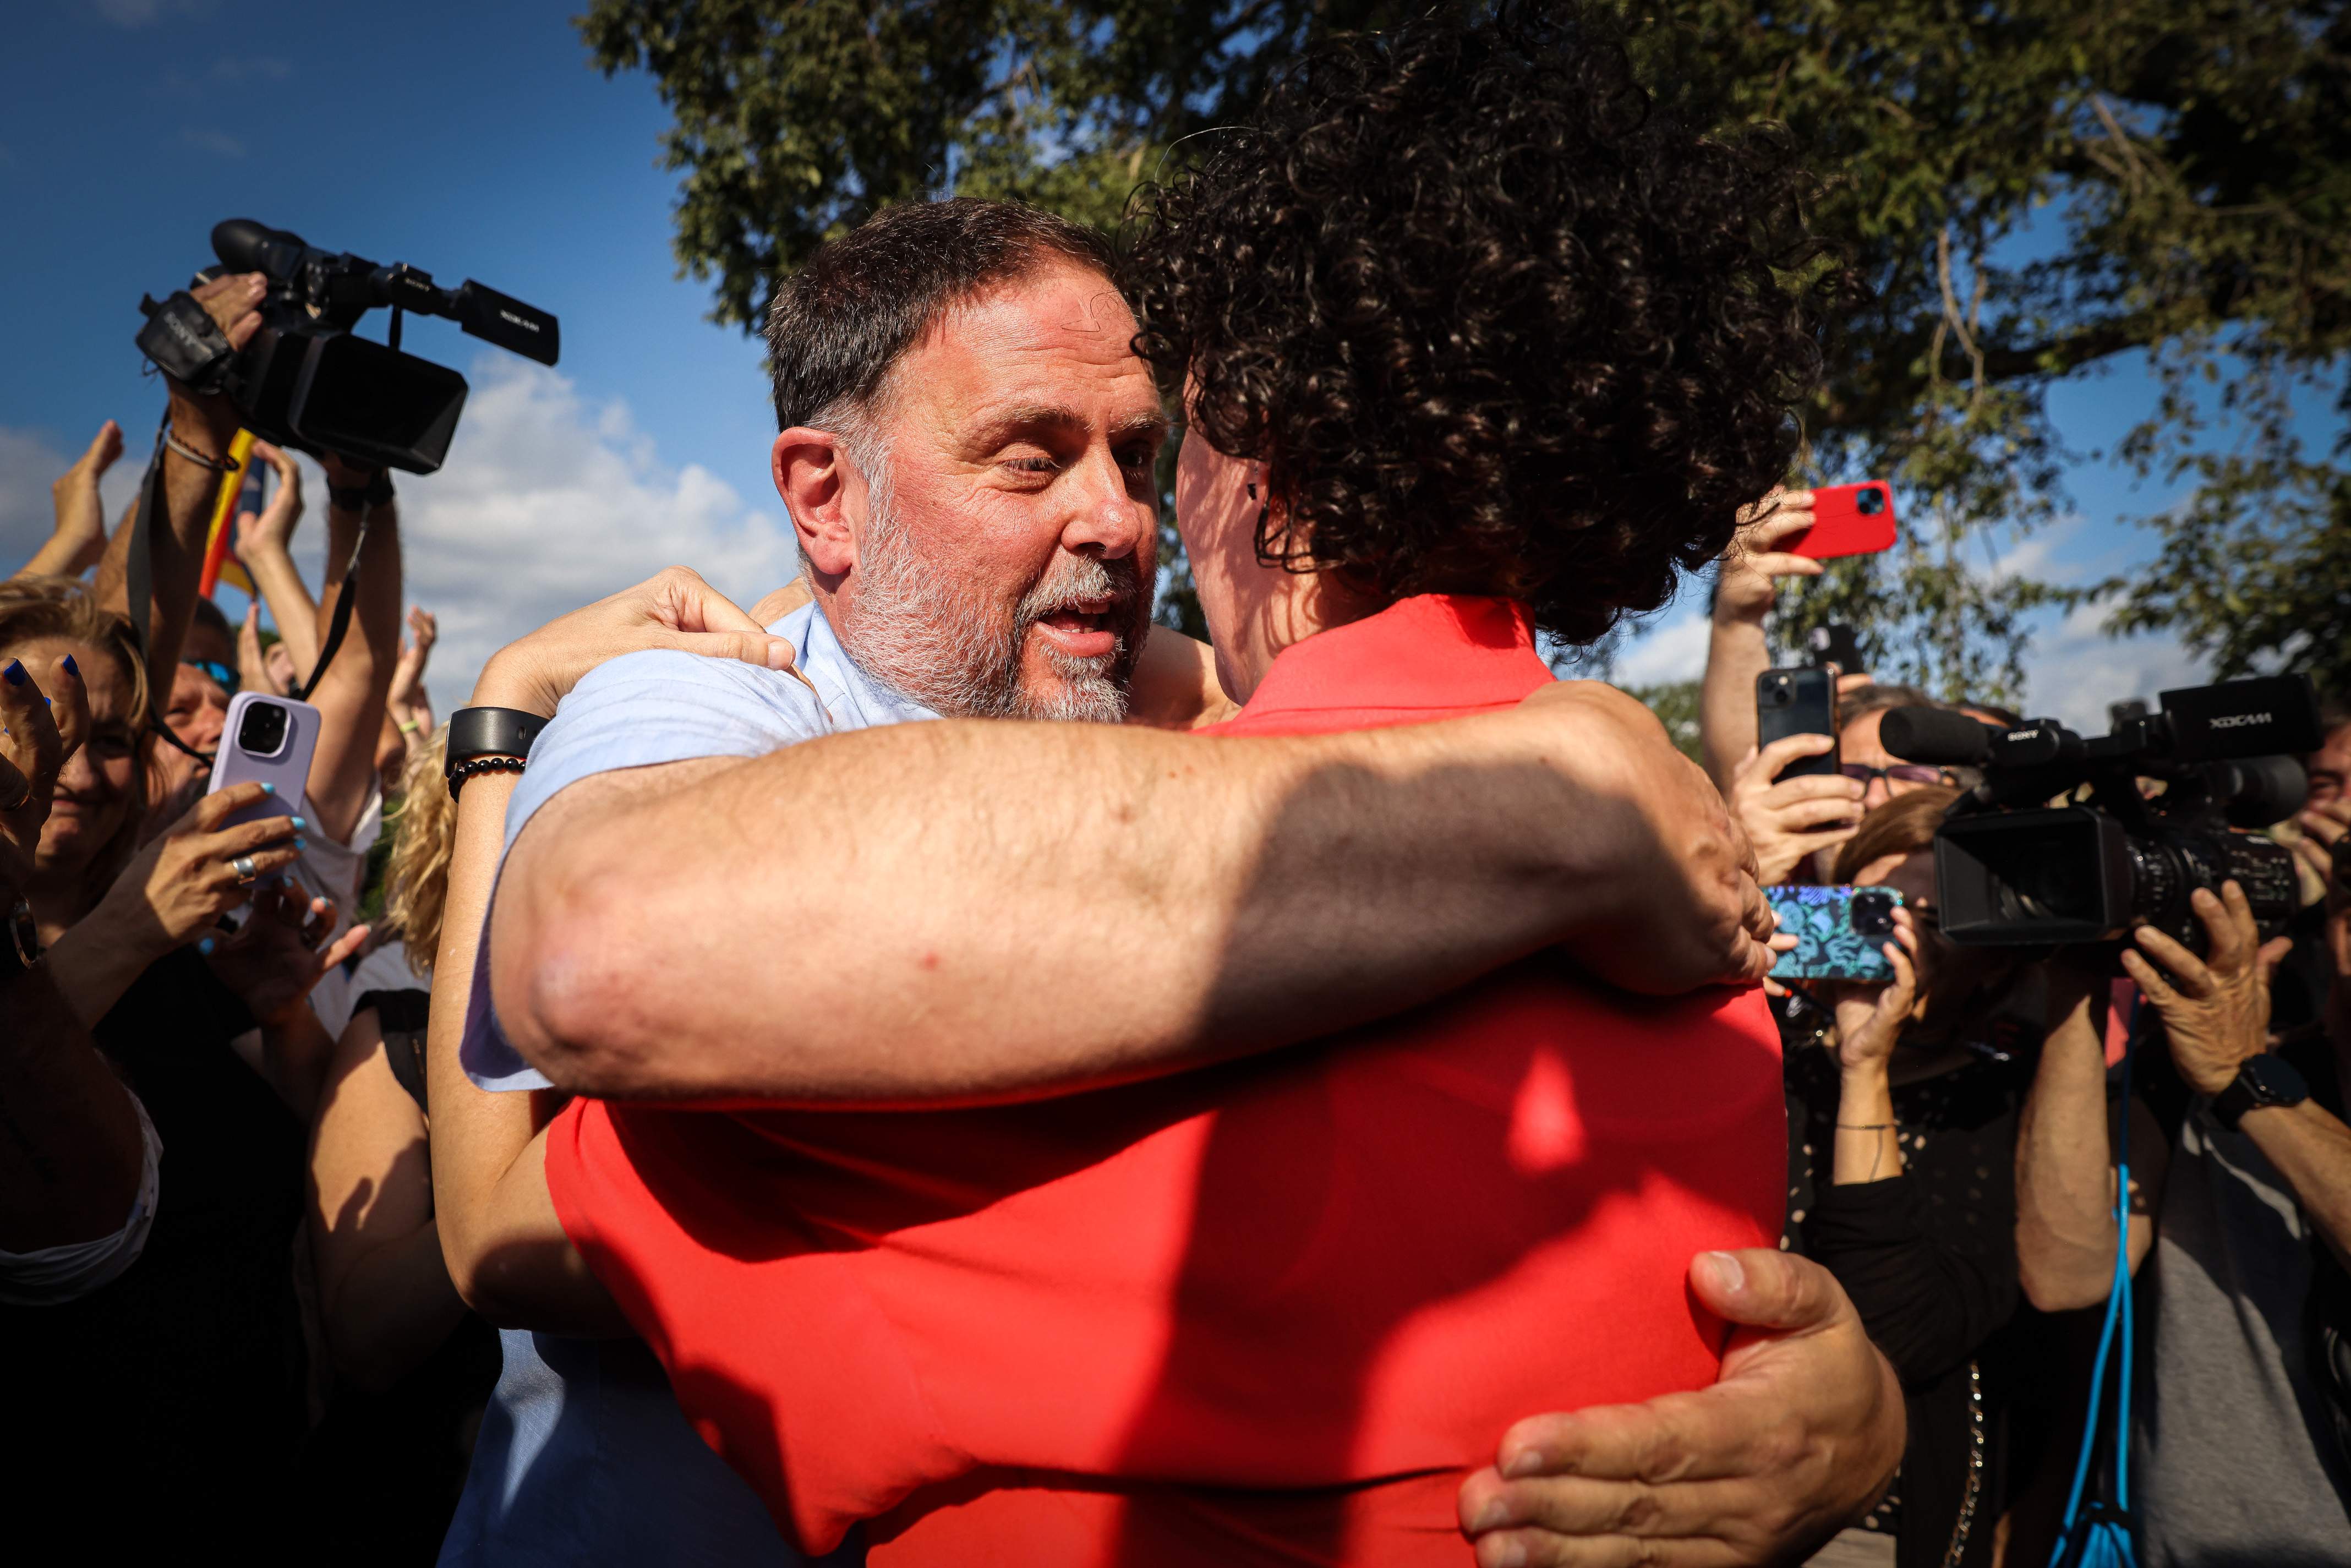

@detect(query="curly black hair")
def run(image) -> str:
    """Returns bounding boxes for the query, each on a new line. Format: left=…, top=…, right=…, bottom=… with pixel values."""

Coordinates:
left=1124, top=1, right=1847, bottom=643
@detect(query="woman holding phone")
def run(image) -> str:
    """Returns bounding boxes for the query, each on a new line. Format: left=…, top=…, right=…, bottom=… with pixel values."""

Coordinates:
left=0, top=575, right=366, bottom=1551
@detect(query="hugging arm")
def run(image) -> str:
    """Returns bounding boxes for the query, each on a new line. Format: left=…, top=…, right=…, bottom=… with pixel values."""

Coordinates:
left=493, top=680, right=1773, bottom=1103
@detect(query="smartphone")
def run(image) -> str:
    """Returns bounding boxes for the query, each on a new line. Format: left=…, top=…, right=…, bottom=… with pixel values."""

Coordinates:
left=1805, top=622, right=1862, bottom=675
left=1757, top=666, right=1840, bottom=778
left=1789, top=481, right=1899, bottom=559
left=1767, top=884, right=1904, bottom=982
left=207, top=691, right=320, bottom=831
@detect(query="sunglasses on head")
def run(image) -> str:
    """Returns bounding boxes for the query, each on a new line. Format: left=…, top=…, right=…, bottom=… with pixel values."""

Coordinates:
left=1840, top=762, right=1943, bottom=786
left=184, top=658, right=240, bottom=697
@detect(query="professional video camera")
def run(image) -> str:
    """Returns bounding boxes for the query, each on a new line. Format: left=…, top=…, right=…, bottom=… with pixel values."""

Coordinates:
left=1881, top=675, right=2321, bottom=952
left=135, top=219, right=560, bottom=474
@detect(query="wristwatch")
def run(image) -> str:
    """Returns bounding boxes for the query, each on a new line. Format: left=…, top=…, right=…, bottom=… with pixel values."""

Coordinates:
left=2210, top=1053, right=2309, bottom=1131
left=444, top=706, right=547, bottom=801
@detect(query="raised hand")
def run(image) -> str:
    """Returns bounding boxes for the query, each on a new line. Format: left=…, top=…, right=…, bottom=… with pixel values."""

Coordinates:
left=29, top=420, right=125, bottom=579
left=204, top=881, right=369, bottom=1028
left=387, top=605, right=438, bottom=737
left=0, top=653, right=90, bottom=898
left=232, top=441, right=307, bottom=561
left=1726, top=733, right=1866, bottom=886
left=1714, top=488, right=1822, bottom=628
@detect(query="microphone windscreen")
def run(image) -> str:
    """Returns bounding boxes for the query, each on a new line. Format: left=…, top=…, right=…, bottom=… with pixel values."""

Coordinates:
left=1880, top=706, right=1998, bottom=767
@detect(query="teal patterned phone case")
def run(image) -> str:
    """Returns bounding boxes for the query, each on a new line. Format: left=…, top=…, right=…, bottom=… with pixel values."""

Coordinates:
left=1767, top=885, right=1904, bottom=982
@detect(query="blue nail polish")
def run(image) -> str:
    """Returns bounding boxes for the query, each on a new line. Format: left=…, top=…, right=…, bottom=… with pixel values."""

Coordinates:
left=197, top=937, right=215, bottom=957
left=293, top=836, right=307, bottom=849
left=288, top=816, right=306, bottom=830
left=2, top=660, right=23, bottom=687
left=61, top=655, right=79, bottom=679
left=260, top=782, right=275, bottom=794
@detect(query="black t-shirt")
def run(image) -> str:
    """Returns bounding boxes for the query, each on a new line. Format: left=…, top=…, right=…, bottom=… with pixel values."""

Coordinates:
left=2, top=946, right=308, bottom=1554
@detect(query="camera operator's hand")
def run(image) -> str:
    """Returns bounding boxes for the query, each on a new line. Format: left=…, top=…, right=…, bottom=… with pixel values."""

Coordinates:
left=204, top=881, right=369, bottom=1028
left=1822, top=908, right=1920, bottom=1074
left=1458, top=1249, right=1903, bottom=1566
left=2122, top=882, right=2295, bottom=1098
left=1713, top=488, right=1821, bottom=629
left=0, top=653, right=89, bottom=902
left=1726, top=733, right=1866, bottom=886
left=168, top=273, right=268, bottom=438
left=472, top=566, right=798, bottom=719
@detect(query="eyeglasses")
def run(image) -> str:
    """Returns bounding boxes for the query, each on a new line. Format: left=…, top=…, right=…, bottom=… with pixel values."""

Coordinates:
left=1840, top=762, right=1944, bottom=787
left=183, top=658, right=240, bottom=697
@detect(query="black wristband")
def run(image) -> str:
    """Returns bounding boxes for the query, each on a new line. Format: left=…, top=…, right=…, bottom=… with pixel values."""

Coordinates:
left=447, top=706, right=546, bottom=773
left=330, top=468, right=396, bottom=511
left=2210, top=1053, right=2310, bottom=1130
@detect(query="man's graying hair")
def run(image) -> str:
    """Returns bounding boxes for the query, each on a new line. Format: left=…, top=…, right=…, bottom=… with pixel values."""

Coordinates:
left=763, top=198, right=1119, bottom=441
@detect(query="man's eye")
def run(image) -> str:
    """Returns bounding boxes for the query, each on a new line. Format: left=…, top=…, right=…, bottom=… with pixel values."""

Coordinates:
left=1007, top=455, right=1060, bottom=474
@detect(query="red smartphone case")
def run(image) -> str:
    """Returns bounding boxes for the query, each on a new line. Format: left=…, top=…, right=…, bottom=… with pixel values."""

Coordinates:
left=1790, top=481, right=1898, bottom=559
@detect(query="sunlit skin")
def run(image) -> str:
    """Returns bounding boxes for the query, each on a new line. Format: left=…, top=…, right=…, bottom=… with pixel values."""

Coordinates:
left=14, top=635, right=138, bottom=919
left=778, top=259, right=1166, bottom=707
left=2308, top=720, right=2351, bottom=808
left=1173, top=426, right=1378, bottom=703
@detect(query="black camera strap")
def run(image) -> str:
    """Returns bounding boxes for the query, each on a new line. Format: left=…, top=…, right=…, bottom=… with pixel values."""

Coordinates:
left=287, top=507, right=370, bottom=703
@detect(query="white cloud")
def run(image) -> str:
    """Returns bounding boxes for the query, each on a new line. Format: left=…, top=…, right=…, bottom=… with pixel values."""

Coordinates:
left=2020, top=599, right=2206, bottom=734
left=0, top=426, right=72, bottom=567
left=1611, top=600, right=1712, bottom=687
left=367, top=356, right=801, bottom=707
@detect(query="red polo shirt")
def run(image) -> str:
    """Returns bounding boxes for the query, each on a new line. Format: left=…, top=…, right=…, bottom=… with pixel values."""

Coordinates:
left=545, top=593, right=1785, bottom=1566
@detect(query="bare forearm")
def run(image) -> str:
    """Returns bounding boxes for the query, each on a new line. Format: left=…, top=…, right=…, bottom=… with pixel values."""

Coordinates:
left=2015, top=996, right=2125, bottom=1309
left=1831, top=1064, right=1902, bottom=1185
left=305, top=500, right=401, bottom=842
left=97, top=394, right=232, bottom=693
left=20, top=531, right=102, bottom=581
left=244, top=547, right=320, bottom=673
left=0, top=966, right=144, bottom=1250
left=499, top=705, right=1658, bottom=1103
left=2243, top=1100, right=2351, bottom=1271
left=324, top=1220, right=471, bottom=1391
left=428, top=771, right=626, bottom=1334
left=1700, top=613, right=1770, bottom=791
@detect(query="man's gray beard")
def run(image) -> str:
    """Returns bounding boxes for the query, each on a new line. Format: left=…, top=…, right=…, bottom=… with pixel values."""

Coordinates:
left=837, top=466, right=1144, bottom=724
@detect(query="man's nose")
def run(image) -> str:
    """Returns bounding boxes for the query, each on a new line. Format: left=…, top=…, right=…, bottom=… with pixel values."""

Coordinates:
left=1863, top=777, right=1893, bottom=811
left=1060, top=447, right=1151, bottom=561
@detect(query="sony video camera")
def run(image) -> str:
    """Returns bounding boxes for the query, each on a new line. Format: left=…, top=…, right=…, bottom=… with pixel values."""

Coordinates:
left=1881, top=675, right=2321, bottom=952
left=135, top=218, right=560, bottom=474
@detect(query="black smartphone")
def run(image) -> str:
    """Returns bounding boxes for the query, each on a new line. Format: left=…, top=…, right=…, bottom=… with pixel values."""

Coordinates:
left=1757, top=666, right=1840, bottom=778
left=1804, top=622, right=1862, bottom=675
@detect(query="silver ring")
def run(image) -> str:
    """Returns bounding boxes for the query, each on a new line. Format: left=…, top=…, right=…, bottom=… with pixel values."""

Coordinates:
left=232, top=854, right=259, bottom=886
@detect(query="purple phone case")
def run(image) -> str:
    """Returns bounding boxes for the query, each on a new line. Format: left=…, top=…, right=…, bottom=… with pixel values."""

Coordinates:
left=206, top=691, right=320, bottom=829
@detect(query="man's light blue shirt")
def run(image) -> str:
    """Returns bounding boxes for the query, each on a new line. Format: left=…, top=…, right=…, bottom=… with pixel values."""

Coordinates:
left=461, top=598, right=936, bottom=1092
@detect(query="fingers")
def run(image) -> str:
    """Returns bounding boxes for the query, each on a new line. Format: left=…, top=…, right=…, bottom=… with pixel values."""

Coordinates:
left=1686, top=1248, right=1849, bottom=1335
left=2208, top=882, right=2258, bottom=971
left=1767, top=793, right=1866, bottom=832
left=1746, top=731, right=1842, bottom=786
left=2130, top=916, right=2212, bottom=994
left=184, top=780, right=275, bottom=833
left=193, top=811, right=307, bottom=862
left=81, top=419, right=124, bottom=476
left=2118, top=947, right=2177, bottom=1007
left=2299, top=801, right=2351, bottom=846
left=193, top=272, right=268, bottom=351
left=668, top=629, right=798, bottom=673
left=318, top=922, right=371, bottom=973
left=2255, top=935, right=2294, bottom=990
left=643, top=566, right=764, bottom=636
left=0, top=658, right=67, bottom=808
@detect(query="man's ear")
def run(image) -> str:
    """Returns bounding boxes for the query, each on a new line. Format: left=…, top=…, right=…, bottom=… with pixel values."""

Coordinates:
left=774, top=427, right=859, bottom=579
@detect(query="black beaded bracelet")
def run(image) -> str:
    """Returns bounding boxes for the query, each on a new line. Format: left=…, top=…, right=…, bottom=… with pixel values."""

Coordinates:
left=446, top=755, right=527, bottom=801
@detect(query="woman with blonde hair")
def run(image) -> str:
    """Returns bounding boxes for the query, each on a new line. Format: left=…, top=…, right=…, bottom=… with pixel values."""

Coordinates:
left=301, top=724, right=503, bottom=1559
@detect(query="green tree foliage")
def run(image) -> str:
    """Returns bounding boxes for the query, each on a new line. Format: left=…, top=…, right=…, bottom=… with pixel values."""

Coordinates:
left=584, top=0, right=2351, bottom=693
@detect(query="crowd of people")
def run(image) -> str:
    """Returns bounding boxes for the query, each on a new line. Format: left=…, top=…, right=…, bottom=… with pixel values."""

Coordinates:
left=5, top=4, right=2350, bottom=1565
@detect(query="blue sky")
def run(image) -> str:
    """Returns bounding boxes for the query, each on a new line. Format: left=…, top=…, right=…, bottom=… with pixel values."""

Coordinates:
left=3, top=0, right=2317, bottom=728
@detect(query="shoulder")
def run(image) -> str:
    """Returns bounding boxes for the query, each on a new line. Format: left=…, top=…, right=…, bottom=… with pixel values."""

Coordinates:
left=529, top=648, right=829, bottom=775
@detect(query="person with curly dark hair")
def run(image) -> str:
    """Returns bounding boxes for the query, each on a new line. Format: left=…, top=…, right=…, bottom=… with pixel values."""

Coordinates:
left=474, top=9, right=1898, bottom=1568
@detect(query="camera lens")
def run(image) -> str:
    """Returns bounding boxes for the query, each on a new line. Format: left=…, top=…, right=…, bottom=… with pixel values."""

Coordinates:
left=1850, top=890, right=1896, bottom=937
left=1857, top=487, right=1887, bottom=516
left=237, top=701, right=290, bottom=758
